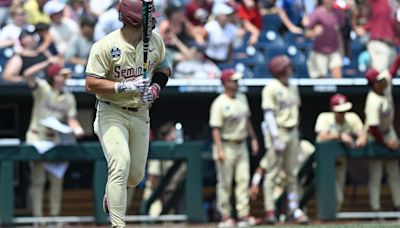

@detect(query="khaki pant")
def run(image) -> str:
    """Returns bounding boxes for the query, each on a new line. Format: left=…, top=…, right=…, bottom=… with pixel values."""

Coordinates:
left=30, top=162, right=63, bottom=216
left=263, top=128, right=300, bottom=211
left=307, top=50, right=342, bottom=78
left=367, top=40, right=397, bottom=72
left=94, top=101, right=150, bottom=228
left=213, top=141, right=250, bottom=218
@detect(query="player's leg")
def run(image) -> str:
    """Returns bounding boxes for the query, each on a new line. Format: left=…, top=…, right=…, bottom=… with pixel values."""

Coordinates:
left=263, top=146, right=282, bottom=218
left=384, top=159, right=400, bottom=208
left=283, top=130, right=300, bottom=212
left=368, top=159, right=383, bottom=210
left=94, top=104, right=131, bottom=227
left=213, top=143, right=235, bottom=222
left=335, top=157, right=347, bottom=211
left=234, top=143, right=251, bottom=219
left=127, top=113, right=150, bottom=188
left=329, top=51, right=343, bottom=78
left=30, top=161, right=46, bottom=217
left=48, top=168, right=64, bottom=216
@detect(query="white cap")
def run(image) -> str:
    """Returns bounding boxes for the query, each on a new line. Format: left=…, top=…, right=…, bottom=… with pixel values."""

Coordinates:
left=43, top=0, right=66, bottom=15
left=212, top=3, right=234, bottom=16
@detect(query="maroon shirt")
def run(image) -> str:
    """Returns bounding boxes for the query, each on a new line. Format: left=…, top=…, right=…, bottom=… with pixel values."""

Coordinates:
left=0, top=0, right=12, bottom=7
left=236, top=3, right=263, bottom=30
left=364, top=0, right=399, bottom=45
left=307, top=6, right=344, bottom=54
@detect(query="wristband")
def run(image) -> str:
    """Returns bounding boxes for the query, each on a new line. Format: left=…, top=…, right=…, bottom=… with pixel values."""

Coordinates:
left=73, top=127, right=84, bottom=136
left=114, top=82, right=119, bottom=94
left=251, top=172, right=262, bottom=186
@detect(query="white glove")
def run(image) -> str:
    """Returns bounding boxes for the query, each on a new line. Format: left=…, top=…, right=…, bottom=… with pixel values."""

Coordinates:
left=141, top=83, right=161, bottom=104
left=273, top=136, right=285, bottom=154
left=118, top=78, right=149, bottom=93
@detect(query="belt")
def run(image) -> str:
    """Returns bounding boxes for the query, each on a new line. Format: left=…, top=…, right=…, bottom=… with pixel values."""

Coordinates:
left=31, top=129, right=56, bottom=138
left=280, top=126, right=296, bottom=131
left=99, top=100, right=139, bottom=112
left=221, top=138, right=245, bottom=144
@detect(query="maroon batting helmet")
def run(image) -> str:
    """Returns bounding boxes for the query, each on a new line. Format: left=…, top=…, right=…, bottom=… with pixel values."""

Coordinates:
left=119, top=0, right=156, bottom=28
left=268, top=55, right=292, bottom=77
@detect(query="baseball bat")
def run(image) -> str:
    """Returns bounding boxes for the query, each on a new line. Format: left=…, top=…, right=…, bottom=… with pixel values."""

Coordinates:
left=142, top=0, right=153, bottom=79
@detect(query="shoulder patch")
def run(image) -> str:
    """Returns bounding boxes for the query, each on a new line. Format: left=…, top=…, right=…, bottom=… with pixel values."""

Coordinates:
left=111, top=47, right=121, bottom=59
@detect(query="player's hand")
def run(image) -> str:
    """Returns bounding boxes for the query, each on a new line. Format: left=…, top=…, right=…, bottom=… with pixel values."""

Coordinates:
left=141, top=83, right=161, bottom=104
left=272, top=136, right=285, bottom=155
left=123, top=78, right=149, bottom=93
left=355, top=136, right=366, bottom=148
left=339, top=132, right=354, bottom=147
left=249, top=185, right=259, bottom=201
left=217, top=147, right=225, bottom=162
left=386, top=139, right=399, bottom=150
left=313, top=25, right=324, bottom=37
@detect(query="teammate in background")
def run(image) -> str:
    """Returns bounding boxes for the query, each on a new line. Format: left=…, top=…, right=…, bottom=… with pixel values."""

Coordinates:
left=142, top=121, right=186, bottom=216
left=364, top=55, right=400, bottom=212
left=259, top=55, right=308, bottom=224
left=209, top=68, right=260, bottom=228
left=24, top=63, right=84, bottom=217
left=314, top=93, right=366, bottom=211
left=84, top=0, right=171, bottom=227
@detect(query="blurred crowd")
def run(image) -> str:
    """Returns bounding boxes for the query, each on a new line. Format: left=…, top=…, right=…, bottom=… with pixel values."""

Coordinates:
left=0, top=0, right=399, bottom=80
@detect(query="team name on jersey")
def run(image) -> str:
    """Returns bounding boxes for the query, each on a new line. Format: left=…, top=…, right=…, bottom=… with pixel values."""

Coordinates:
left=113, top=60, right=157, bottom=79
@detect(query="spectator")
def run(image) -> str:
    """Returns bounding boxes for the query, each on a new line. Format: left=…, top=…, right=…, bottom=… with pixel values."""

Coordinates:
left=184, top=0, right=212, bottom=26
left=203, top=2, right=239, bottom=64
left=24, top=63, right=84, bottom=218
left=305, top=0, right=345, bottom=78
left=64, top=16, right=96, bottom=67
left=89, top=0, right=113, bottom=16
left=259, top=0, right=278, bottom=15
left=0, top=0, right=12, bottom=27
left=65, top=0, right=93, bottom=22
left=209, top=68, right=260, bottom=227
left=142, top=122, right=187, bottom=216
left=23, top=0, right=51, bottom=25
left=364, top=56, right=400, bottom=212
left=34, top=22, right=59, bottom=55
left=275, top=0, right=316, bottom=34
left=314, top=93, right=366, bottom=211
left=43, top=0, right=79, bottom=57
left=259, top=55, right=308, bottom=224
left=236, top=0, right=262, bottom=45
left=93, top=0, right=122, bottom=41
left=0, top=5, right=33, bottom=52
left=2, top=29, right=57, bottom=82
left=358, top=0, right=399, bottom=72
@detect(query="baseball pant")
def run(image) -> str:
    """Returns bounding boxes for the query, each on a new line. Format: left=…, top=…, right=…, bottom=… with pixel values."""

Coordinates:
left=263, top=128, right=300, bottom=212
left=30, top=161, right=63, bottom=216
left=94, top=101, right=150, bottom=228
left=367, top=40, right=397, bottom=72
left=368, top=159, right=400, bottom=210
left=213, top=141, right=250, bottom=218
left=335, top=157, right=347, bottom=211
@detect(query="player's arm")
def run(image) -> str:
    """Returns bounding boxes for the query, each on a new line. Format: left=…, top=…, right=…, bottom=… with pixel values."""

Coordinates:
left=246, top=119, right=259, bottom=156
left=141, top=58, right=171, bottom=104
left=68, top=117, right=85, bottom=138
left=389, top=55, right=400, bottom=77
left=317, top=131, right=341, bottom=141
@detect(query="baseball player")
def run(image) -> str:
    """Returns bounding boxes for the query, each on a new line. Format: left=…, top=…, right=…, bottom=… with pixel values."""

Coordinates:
left=314, top=93, right=366, bottom=211
left=364, top=55, right=400, bottom=212
left=84, top=0, right=171, bottom=227
left=259, top=55, right=308, bottom=224
left=209, top=68, right=260, bottom=227
left=24, top=63, right=84, bottom=217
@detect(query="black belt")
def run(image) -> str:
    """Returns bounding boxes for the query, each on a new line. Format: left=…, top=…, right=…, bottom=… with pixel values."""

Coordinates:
left=99, top=100, right=139, bottom=112
left=31, top=129, right=56, bottom=138
left=280, top=126, right=295, bottom=131
left=221, top=139, right=244, bottom=144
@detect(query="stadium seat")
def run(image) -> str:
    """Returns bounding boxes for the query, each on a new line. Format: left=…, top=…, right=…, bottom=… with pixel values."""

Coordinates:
left=232, top=45, right=264, bottom=67
left=283, top=32, right=313, bottom=54
left=0, top=47, right=14, bottom=77
left=261, top=14, right=282, bottom=31
left=234, top=62, right=255, bottom=78
left=256, top=30, right=285, bottom=48
left=293, top=63, right=308, bottom=78
left=253, top=63, right=272, bottom=78
left=263, top=45, right=288, bottom=61
left=342, top=65, right=360, bottom=78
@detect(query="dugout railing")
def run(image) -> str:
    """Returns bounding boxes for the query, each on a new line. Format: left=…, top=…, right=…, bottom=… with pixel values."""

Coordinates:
left=0, top=141, right=206, bottom=225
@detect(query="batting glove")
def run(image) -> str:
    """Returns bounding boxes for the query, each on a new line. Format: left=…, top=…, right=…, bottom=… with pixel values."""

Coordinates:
left=142, top=83, right=161, bottom=104
left=118, top=78, right=149, bottom=93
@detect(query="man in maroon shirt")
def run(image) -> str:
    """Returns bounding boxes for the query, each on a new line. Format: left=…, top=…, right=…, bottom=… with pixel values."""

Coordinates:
left=357, top=0, right=399, bottom=71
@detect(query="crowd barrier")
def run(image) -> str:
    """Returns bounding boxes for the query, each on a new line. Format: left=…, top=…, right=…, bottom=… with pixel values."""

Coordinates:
left=0, top=141, right=206, bottom=225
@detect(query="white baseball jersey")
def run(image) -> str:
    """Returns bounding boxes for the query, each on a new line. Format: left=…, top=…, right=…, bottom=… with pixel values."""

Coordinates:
left=315, top=112, right=364, bottom=142
left=364, top=70, right=394, bottom=133
left=209, top=92, right=250, bottom=141
left=261, top=79, right=301, bottom=128
left=86, top=29, right=166, bottom=108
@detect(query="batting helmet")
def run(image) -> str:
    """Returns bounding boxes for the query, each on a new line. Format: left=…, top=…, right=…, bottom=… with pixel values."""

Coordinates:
left=119, top=0, right=156, bottom=28
left=268, top=55, right=292, bottom=77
